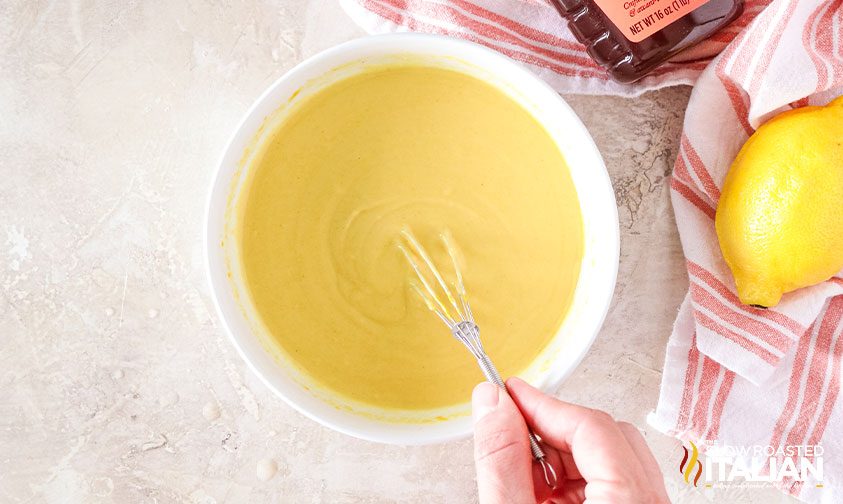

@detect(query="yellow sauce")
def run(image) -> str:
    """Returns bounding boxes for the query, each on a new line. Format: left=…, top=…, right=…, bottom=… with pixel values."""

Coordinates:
left=237, top=65, right=583, bottom=411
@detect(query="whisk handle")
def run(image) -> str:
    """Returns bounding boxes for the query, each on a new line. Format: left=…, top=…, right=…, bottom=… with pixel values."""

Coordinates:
left=474, top=354, right=550, bottom=467
left=453, top=324, right=557, bottom=487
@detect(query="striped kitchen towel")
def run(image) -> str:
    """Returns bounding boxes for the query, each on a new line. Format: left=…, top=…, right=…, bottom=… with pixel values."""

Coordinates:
left=342, top=0, right=843, bottom=501
left=647, top=0, right=843, bottom=501
left=339, top=0, right=771, bottom=95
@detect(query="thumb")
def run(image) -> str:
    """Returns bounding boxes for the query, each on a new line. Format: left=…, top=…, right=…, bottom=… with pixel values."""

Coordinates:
left=472, top=382, right=535, bottom=504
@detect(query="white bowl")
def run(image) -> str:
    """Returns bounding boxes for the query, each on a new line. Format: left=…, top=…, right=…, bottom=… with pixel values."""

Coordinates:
left=205, top=33, right=619, bottom=445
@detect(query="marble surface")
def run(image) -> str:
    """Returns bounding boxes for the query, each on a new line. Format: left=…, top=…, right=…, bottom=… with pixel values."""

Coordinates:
left=0, top=1, right=799, bottom=503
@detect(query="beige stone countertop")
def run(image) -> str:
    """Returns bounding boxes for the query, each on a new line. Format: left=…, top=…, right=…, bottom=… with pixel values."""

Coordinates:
left=0, top=1, right=799, bottom=503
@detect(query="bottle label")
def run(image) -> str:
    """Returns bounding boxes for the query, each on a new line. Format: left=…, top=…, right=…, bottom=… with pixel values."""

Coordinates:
left=592, top=0, right=712, bottom=42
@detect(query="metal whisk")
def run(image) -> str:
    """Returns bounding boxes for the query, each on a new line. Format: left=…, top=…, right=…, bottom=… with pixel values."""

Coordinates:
left=398, top=228, right=558, bottom=489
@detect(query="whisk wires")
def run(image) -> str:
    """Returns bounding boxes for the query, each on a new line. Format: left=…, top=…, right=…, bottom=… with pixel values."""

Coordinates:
left=397, top=228, right=484, bottom=358
left=397, top=227, right=558, bottom=489
left=398, top=228, right=473, bottom=326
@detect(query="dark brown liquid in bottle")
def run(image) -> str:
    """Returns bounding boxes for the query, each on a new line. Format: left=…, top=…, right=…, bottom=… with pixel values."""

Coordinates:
left=550, top=0, right=743, bottom=82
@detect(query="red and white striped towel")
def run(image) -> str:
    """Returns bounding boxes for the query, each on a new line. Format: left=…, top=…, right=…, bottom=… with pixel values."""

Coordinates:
left=342, top=0, right=843, bottom=501
left=648, top=1, right=843, bottom=501
left=339, top=0, right=772, bottom=95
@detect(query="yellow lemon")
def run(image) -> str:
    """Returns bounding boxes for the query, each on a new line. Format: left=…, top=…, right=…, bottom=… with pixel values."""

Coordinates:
left=715, top=96, right=843, bottom=308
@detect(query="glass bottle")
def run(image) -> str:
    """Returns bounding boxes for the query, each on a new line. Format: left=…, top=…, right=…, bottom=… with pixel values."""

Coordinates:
left=550, top=0, right=744, bottom=82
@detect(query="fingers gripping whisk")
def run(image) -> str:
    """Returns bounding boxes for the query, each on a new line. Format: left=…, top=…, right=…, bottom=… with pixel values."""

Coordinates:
left=398, top=228, right=558, bottom=489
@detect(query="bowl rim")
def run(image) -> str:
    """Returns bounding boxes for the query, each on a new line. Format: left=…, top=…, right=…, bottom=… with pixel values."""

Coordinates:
left=204, top=32, right=619, bottom=445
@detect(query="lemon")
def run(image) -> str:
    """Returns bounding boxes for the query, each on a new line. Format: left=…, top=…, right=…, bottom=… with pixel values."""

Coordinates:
left=715, top=96, right=843, bottom=308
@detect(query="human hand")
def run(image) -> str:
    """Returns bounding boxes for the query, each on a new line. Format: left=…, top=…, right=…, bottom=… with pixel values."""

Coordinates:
left=472, top=377, right=670, bottom=504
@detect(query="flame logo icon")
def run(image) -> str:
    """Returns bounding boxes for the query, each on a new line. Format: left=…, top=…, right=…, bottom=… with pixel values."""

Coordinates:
left=679, top=440, right=703, bottom=486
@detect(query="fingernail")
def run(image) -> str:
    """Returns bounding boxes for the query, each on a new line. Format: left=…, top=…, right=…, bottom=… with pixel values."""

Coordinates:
left=507, top=376, right=525, bottom=387
left=472, top=382, right=500, bottom=423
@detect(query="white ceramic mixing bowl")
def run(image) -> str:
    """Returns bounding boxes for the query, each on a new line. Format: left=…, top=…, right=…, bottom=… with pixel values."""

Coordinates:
left=205, top=33, right=619, bottom=445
